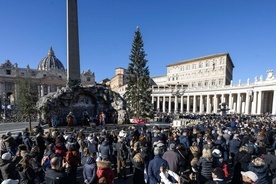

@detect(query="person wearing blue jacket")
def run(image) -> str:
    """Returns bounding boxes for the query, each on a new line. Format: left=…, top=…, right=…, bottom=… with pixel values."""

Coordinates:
left=83, top=154, right=98, bottom=184
left=178, top=130, right=190, bottom=150
left=148, top=145, right=169, bottom=184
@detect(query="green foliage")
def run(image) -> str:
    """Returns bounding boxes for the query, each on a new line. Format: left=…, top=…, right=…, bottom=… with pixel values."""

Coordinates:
left=15, top=78, right=38, bottom=128
left=124, top=27, right=153, bottom=119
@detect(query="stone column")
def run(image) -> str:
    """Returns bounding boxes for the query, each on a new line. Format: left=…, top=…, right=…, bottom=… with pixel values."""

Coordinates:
left=162, top=96, right=166, bottom=113
left=257, top=91, right=263, bottom=114
left=221, top=94, right=225, bottom=103
left=41, top=85, right=44, bottom=96
left=187, top=95, right=190, bottom=113
left=168, top=96, right=171, bottom=113
left=199, top=94, right=203, bottom=113
left=228, top=93, right=233, bottom=110
left=206, top=95, right=210, bottom=114
left=157, top=96, right=160, bottom=111
left=245, top=91, right=250, bottom=114
left=193, top=95, right=197, bottom=113
left=272, top=90, right=276, bottom=115
left=67, top=0, right=81, bottom=86
left=214, top=94, right=218, bottom=113
left=48, top=85, right=51, bottom=94
left=38, top=85, right=41, bottom=97
left=180, top=95, right=184, bottom=113
left=174, top=96, right=177, bottom=113
left=237, top=93, right=241, bottom=113
left=251, top=91, right=257, bottom=114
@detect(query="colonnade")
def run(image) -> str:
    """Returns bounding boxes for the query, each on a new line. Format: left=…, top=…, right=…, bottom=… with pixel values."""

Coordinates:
left=152, top=89, right=276, bottom=115
left=38, top=84, right=62, bottom=97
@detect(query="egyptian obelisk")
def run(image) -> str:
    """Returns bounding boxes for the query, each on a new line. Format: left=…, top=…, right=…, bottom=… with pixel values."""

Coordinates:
left=66, top=0, right=81, bottom=87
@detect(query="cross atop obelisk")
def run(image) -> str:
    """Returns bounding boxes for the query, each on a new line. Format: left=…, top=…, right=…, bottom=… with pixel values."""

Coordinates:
left=66, top=0, right=81, bottom=87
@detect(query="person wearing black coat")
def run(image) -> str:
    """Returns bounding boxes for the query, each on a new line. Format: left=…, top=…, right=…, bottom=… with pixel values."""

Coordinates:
left=45, top=157, right=69, bottom=184
left=18, top=154, right=36, bottom=184
left=113, top=137, right=128, bottom=179
left=130, top=145, right=145, bottom=184
left=197, top=148, right=214, bottom=183
left=229, top=134, right=241, bottom=166
left=234, top=146, right=252, bottom=171
left=23, top=132, right=33, bottom=152
left=247, top=157, right=270, bottom=184
left=0, top=152, right=19, bottom=181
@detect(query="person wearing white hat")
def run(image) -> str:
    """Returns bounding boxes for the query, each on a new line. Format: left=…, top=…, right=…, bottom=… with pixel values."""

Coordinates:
left=241, top=171, right=258, bottom=183
left=0, top=152, right=18, bottom=181
left=1, top=179, right=19, bottom=184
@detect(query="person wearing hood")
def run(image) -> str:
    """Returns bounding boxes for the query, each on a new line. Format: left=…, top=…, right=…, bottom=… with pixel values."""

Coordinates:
left=247, top=157, right=270, bottom=184
left=0, top=152, right=19, bottom=181
left=96, top=157, right=115, bottom=184
left=148, top=145, right=169, bottom=184
left=83, top=153, right=98, bottom=184
left=98, top=138, right=111, bottom=160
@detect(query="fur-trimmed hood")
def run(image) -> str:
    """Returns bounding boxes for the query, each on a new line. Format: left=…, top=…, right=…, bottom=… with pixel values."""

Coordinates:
left=97, top=160, right=112, bottom=169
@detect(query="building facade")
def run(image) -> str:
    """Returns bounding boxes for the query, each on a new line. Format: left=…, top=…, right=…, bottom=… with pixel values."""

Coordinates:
left=151, top=53, right=276, bottom=115
left=0, top=47, right=95, bottom=110
left=109, top=53, right=276, bottom=115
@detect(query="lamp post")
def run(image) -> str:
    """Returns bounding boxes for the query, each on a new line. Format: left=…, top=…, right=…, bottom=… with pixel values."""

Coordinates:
left=2, top=92, right=6, bottom=120
left=171, top=82, right=186, bottom=114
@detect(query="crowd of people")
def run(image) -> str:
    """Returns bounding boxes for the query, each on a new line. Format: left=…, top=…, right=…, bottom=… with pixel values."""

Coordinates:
left=0, top=114, right=275, bottom=184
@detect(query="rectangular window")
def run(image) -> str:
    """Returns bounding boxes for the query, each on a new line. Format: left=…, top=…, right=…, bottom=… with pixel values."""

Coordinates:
left=7, top=83, right=12, bottom=91
left=21, top=72, right=25, bottom=76
left=6, top=70, right=11, bottom=75
left=87, top=77, right=91, bottom=81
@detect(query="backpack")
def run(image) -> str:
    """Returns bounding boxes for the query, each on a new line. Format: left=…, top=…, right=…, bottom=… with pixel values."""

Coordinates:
left=41, top=155, right=51, bottom=169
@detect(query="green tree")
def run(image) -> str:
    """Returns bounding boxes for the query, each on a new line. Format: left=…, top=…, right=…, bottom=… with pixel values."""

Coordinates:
left=15, top=78, right=38, bottom=131
left=124, top=27, right=153, bottom=119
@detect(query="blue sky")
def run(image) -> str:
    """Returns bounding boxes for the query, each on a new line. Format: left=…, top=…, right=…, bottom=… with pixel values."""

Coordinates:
left=0, top=1, right=276, bottom=83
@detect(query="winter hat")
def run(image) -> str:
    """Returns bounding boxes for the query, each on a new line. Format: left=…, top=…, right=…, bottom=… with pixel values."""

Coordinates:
left=241, top=171, right=258, bottom=182
left=1, top=179, right=19, bottom=184
left=1, top=152, right=11, bottom=160
left=118, top=130, right=127, bottom=138
left=169, top=143, right=176, bottom=150
left=212, top=167, right=225, bottom=179
left=212, top=149, right=222, bottom=158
